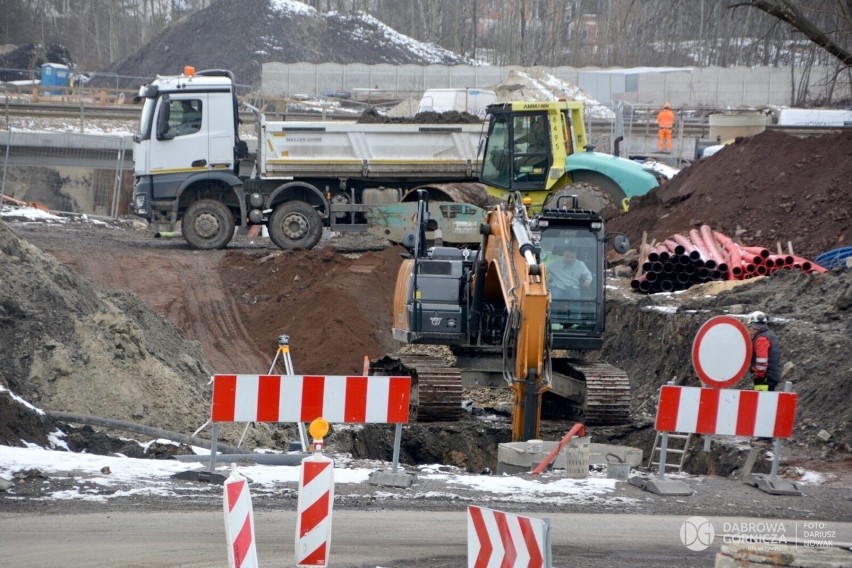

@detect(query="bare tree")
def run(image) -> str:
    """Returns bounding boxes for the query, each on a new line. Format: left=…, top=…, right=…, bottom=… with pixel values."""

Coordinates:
left=734, top=0, right=852, bottom=66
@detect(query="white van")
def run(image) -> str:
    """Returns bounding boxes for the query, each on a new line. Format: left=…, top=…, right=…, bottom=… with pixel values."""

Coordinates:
left=417, top=88, right=497, bottom=118
left=777, top=108, right=852, bottom=126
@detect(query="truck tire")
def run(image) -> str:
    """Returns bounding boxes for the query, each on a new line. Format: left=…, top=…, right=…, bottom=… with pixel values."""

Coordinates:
left=545, top=182, right=617, bottom=213
left=268, top=201, right=323, bottom=250
left=181, top=199, right=235, bottom=250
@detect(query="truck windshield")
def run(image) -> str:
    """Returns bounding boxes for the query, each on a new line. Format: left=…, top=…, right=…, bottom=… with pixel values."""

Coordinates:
left=481, top=112, right=550, bottom=189
left=137, top=98, right=156, bottom=141
left=540, top=228, right=600, bottom=330
left=480, top=114, right=511, bottom=189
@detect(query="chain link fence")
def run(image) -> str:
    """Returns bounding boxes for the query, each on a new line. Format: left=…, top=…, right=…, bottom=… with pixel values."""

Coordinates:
left=1, top=129, right=132, bottom=218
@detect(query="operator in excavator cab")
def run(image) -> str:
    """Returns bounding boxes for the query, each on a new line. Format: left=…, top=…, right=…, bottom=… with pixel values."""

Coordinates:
left=514, top=115, right=549, bottom=182
left=546, top=244, right=592, bottom=300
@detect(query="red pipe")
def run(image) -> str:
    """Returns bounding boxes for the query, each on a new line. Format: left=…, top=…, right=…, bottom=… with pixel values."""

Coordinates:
left=662, top=238, right=683, bottom=256
left=672, top=234, right=700, bottom=259
left=792, top=256, right=827, bottom=273
left=756, top=265, right=768, bottom=275
left=715, top=233, right=743, bottom=278
left=531, top=423, right=586, bottom=476
left=742, top=246, right=770, bottom=258
left=689, top=229, right=715, bottom=268
left=700, top=225, right=727, bottom=266
left=740, top=252, right=764, bottom=265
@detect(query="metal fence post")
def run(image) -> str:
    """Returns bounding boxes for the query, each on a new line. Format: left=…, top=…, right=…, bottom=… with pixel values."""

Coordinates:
left=1, top=129, right=10, bottom=200
left=111, top=137, right=126, bottom=218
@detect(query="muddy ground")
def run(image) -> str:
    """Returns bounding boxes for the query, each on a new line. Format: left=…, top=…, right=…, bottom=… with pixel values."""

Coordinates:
left=2, top=214, right=849, bottom=473
left=1, top=126, right=851, bottom=521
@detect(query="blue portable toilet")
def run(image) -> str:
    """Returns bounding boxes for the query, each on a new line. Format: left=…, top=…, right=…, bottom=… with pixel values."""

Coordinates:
left=41, top=63, right=70, bottom=95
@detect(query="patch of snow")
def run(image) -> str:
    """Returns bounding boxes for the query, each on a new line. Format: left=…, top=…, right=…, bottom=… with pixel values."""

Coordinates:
left=1, top=205, right=65, bottom=221
left=269, top=0, right=317, bottom=17
left=330, top=11, right=471, bottom=64
left=490, top=69, right=615, bottom=120
left=641, top=159, right=680, bottom=180
left=0, top=384, right=47, bottom=414
left=642, top=305, right=679, bottom=314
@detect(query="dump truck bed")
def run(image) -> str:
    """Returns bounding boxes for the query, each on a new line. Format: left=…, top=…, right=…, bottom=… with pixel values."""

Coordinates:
left=260, top=120, right=484, bottom=179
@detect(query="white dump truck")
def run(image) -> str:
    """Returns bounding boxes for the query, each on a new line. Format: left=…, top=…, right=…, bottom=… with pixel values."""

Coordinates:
left=131, top=67, right=658, bottom=250
left=132, top=67, right=484, bottom=249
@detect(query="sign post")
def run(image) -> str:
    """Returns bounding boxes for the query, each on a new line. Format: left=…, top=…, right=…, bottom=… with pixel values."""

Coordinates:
left=645, top=315, right=801, bottom=496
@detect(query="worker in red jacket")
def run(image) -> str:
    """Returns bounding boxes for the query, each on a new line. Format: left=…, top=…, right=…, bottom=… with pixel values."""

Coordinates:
left=747, top=311, right=781, bottom=391
left=657, top=102, right=675, bottom=153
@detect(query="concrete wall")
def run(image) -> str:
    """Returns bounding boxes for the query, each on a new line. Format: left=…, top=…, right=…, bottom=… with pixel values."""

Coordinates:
left=262, top=63, right=850, bottom=108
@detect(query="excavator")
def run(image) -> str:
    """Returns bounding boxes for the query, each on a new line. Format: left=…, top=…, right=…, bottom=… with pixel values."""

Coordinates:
left=372, top=189, right=630, bottom=441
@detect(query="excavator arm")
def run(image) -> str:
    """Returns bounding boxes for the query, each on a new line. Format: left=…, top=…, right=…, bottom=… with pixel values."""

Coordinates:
left=473, top=195, right=552, bottom=441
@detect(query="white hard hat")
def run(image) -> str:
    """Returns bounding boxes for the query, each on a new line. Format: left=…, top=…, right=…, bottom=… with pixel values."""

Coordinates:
left=747, top=311, right=768, bottom=325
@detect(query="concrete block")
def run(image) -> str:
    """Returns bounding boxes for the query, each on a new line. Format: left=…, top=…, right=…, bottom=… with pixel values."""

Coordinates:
left=628, top=475, right=693, bottom=496
left=743, top=473, right=803, bottom=496
left=497, top=437, right=592, bottom=477
left=589, top=443, right=643, bottom=467
left=171, top=468, right=230, bottom=485
left=368, top=469, right=415, bottom=488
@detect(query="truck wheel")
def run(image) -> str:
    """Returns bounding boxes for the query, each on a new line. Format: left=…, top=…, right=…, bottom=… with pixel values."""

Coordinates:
left=268, top=201, right=322, bottom=250
left=181, top=199, right=235, bottom=249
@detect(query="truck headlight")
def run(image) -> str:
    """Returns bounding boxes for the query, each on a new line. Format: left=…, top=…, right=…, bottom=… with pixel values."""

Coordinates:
left=133, top=194, right=148, bottom=214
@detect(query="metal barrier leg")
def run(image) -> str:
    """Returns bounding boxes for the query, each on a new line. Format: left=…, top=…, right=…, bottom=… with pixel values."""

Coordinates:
left=391, top=423, right=402, bottom=473
left=657, top=432, right=669, bottom=479
left=208, top=423, right=219, bottom=472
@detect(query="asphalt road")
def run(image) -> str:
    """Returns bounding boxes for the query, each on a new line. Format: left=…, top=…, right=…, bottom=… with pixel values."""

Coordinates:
left=2, top=510, right=850, bottom=567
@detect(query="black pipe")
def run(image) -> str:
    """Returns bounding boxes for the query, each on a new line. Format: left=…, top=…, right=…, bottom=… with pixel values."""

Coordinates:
left=48, top=411, right=245, bottom=454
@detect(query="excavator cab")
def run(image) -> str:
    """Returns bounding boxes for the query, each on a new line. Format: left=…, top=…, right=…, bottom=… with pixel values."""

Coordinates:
left=534, top=200, right=608, bottom=351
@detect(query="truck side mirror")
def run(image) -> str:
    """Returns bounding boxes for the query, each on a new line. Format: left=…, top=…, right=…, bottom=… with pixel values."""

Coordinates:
left=156, top=95, right=174, bottom=140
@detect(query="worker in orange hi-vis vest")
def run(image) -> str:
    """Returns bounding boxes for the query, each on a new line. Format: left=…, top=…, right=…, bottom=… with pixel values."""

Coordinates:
left=657, top=102, right=675, bottom=153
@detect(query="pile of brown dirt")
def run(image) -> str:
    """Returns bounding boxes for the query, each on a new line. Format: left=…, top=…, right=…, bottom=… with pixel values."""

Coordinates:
left=608, top=130, right=852, bottom=261
left=0, top=221, right=212, bottom=445
left=218, top=246, right=404, bottom=374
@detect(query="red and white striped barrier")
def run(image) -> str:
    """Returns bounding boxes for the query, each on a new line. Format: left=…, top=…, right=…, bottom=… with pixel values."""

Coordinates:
left=467, top=505, right=549, bottom=568
left=211, top=374, right=410, bottom=424
left=296, top=454, right=335, bottom=567
left=655, top=385, right=798, bottom=438
left=223, top=469, right=258, bottom=568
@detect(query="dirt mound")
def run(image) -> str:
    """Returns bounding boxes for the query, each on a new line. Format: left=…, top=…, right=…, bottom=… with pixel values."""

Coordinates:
left=358, top=108, right=483, bottom=124
left=218, top=246, right=404, bottom=374
left=108, top=0, right=471, bottom=87
left=608, top=130, right=852, bottom=260
left=0, top=43, right=75, bottom=81
left=0, top=221, right=212, bottom=444
left=4, top=216, right=850, bottom=473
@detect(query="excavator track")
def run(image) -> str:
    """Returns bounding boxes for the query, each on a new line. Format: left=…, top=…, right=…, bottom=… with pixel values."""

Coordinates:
left=370, top=353, right=463, bottom=422
left=570, top=361, right=631, bottom=425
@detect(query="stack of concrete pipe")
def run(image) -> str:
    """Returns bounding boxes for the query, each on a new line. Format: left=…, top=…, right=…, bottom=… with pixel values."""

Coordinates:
left=631, top=225, right=827, bottom=294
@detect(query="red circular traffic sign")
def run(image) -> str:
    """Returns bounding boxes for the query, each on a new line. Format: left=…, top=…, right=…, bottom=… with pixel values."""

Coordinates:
left=691, top=316, right=752, bottom=388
